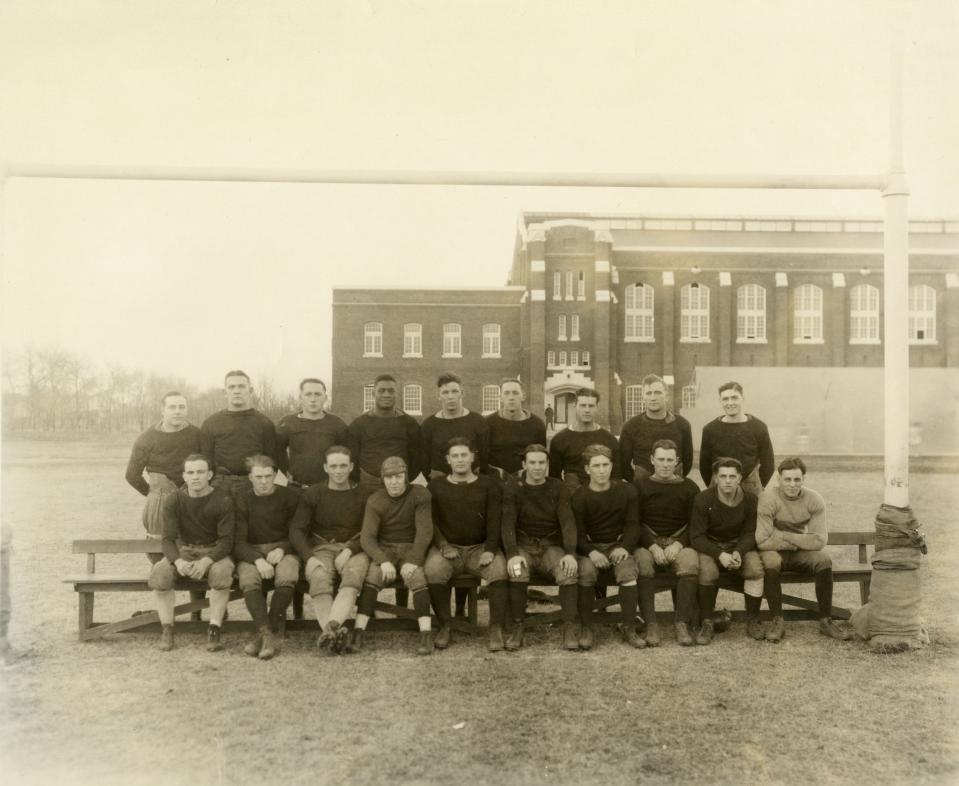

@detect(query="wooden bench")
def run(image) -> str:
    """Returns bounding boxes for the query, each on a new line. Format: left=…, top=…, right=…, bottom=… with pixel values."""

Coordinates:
left=66, top=539, right=481, bottom=641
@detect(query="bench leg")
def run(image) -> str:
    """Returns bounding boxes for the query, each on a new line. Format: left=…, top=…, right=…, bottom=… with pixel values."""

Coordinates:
left=454, top=586, right=469, bottom=617
left=78, top=592, right=94, bottom=639
left=395, top=587, right=409, bottom=609
left=292, top=588, right=305, bottom=620
left=467, top=586, right=478, bottom=625
left=190, top=590, right=204, bottom=621
left=860, top=579, right=870, bottom=605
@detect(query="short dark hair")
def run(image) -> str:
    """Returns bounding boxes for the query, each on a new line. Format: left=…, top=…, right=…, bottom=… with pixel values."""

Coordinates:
left=161, top=390, right=185, bottom=406
left=522, top=443, right=549, bottom=461
left=437, top=372, right=462, bottom=388
left=183, top=454, right=210, bottom=471
left=299, top=378, right=327, bottom=392
left=718, top=381, right=743, bottom=396
left=374, top=373, right=396, bottom=386
left=324, top=444, right=353, bottom=460
left=575, top=387, right=600, bottom=404
left=651, top=439, right=678, bottom=456
left=245, top=454, right=277, bottom=472
left=446, top=437, right=474, bottom=454
left=712, top=456, right=743, bottom=475
left=224, top=369, right=251, bottom=384
left=641, top=374, right=665, bottom=388
left=500, top=378, right=524, bottom=390
left=583, top=444, right=613, bottom=466
left=778, top=456, right=807, bottom=476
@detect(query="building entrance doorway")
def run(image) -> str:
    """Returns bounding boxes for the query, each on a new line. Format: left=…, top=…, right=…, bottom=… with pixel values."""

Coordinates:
left=554, top=392, right=576, bottom=425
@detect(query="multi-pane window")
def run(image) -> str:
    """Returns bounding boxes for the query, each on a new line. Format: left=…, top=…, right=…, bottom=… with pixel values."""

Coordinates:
left=570, top=350, right=579, bottom=366
left=403, top=384, right=422, bottom=415
left=481, top=385, right=500, bottom=415
left=577, top=272, right=586, bottom=299
left=557, top=315, right=567, bottom=341
left=559, top=351, right=568, bottom=366
left=793, top=284, right=823, bottom=343
left=403, top=323, right=423, bottom=357
left=849, top=284, right=880, bottom=344
left=570, top=315, right=581, bottom=341
left=547, top=351, right=556, bottom=366
left=482, top=324, right=501, bottom=358
left=682, top=385, right=697, bottom=409
left=625, top=385, right=644, bottom=418
left=553, top=271, right=562, bottom=300
left=363, top=322, right=383, bottom=357
left=736, top=284, right=767, bottom=342
left=565, top=271, right=574, bottom=300
left=909, top=285, right=937, bottom=343
left=680, top=283, right=710, bottom=342
left=582, top=351, right=590, bottom=367
left=363, top=385, right=375, bottom=411
left=624, top=283, right=655, bottom=341
left=442, top=323, right=462, bottom=357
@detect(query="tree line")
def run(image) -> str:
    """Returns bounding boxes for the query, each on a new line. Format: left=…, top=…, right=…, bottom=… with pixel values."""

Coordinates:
left=2, top=346, right=297, bottom=436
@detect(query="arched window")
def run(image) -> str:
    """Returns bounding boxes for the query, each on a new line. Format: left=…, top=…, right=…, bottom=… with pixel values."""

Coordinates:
left=793, top=284, right=823, bottom=343
left=481, top=385, right=500, bottom=415
left=403, top=384, right=422, bottom=415
left=363, top=322, right=383, bottom=357
left=909, top=284, right=937, bottom=343
left=625, top=385, right=644, bottom=418
left=482, top=324, right=501, bottom=358
left=736, top=284, right=766, bottom=342
left=624, top=283, right=654, bottom=342
left=680, top=283, right=710, bottom=342
left=442, top=323, right=462, bottom=357
left=403, top=323, right=422, bottom=357
left=849, top=284, right=880, bottom=344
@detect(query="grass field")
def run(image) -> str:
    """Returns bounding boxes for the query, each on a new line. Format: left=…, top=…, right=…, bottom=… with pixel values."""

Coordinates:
left=1, top=440, right=957, bottom=786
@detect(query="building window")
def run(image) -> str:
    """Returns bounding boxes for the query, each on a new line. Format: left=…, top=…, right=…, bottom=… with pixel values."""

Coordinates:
left=680, top=283, right=710, bottom=342
left=625, top=385, right=644, bottom=418
left=363, top=385, right=375, bottom=412
left=682, top=385, right=697, bottom=409
left=363, top=322, right=383, bottom=357
left=909, top=284, right=937, bottom=344
left=849, top=284, right=880, bottom=344
left=624, top=283, right=655, bottom=342
left=557, top=314, right=567, bottom=341
left=481, top=385, right=500, bottom=415
left=582, top=351, right=590, bottom=367
left=547, top=350, right=556, bottom=367
left=403, top=384, right=422, bottom=415
left=441, top=323, right=462, bottom=357
left=570, top=350, right=579, bottom=366
left=559, top=351, right=568, bottom=366
left=565, top=271, right=574, bottom=300
left=570, top=314, right=580, bottom=341
left=793, top=284, right=823, bottom=343
left=736, top=284, right=767, bottom=343
left=553, top=271, right=562, bottom=300
left=577, top=272, right=586, bottom=300
left=482, top=323, right=501, bottom=357
left=403, top=323, right=423, bottom=357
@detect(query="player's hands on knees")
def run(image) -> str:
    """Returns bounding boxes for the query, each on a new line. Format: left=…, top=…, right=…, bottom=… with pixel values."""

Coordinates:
left=663, top=541, right=683, bottom=562
left=478, top=551, right=494, bottom=567
left=380, top=561, right=397, bottom=584
left=609, top=547, right=629, bottom=565
left=399, top=563, right=418, bottom=582
left=589, top=550, right=611, bottom=570
left=333, top=549, right=351, bottom=572
left=718, top=552, right=736, bottom=569
left=441, top=545, right=459, bottom=560
left=305, top=556, right=322, bottom=577
left=174, top=559, right=192, bottom=577
left=559, top=554, right=578, bottom=578
left=255, top=558, right=275, bottom=580
left=649, top=544, right=668, bottom=566
left=265, top=548, right=284, bottom=565
left=507, top=556, right=526, bottom=576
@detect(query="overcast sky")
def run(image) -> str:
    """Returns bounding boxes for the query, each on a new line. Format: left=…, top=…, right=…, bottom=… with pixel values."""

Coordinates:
left=1, top=0, right=957, bottom=393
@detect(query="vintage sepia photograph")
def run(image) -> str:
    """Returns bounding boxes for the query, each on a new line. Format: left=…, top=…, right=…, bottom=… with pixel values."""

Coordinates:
left=1, top=2, right=957, bottom=785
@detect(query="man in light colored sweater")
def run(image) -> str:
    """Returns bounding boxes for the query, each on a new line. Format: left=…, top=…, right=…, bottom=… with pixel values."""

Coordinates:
left=755, top=457, right=850, bottom=642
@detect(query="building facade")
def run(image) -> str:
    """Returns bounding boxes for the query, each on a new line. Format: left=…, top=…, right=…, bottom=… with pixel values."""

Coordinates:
left=331, top=213, right=959, bottom=445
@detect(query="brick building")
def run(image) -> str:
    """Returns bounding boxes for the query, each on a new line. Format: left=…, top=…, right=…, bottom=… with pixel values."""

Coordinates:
left=331, top=213, right=959, bottom=447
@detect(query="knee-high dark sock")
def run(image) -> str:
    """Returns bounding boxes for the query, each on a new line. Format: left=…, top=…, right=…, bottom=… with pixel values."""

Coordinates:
left=744, top=593, right=761, bottom=619
left=427, top=583, right=452, bottom=623
left=487, top=581, right=509, bottom=627
left=577, top=585, right=594, bottom=627
left=698, top=584, right=719, bottom=616
left=558, top=584, right=578, bottom=624
left=243, top=589, right=269, bottom=629
left=509, top=582, right=529, bottom=622
left=675, top=577, right=698, bottom=625
left=358, top=584, right=379, bottom=617
left=269, top=586, right=294, bottom=628
left=618, top=584, right=639, bottom=626
left=815, top=568, right=834, bottom=618
left=764, top=570, right=783, bottom=615
left=638, top=579, right=656, bottom=624
left=411, top=587, right=431, bottom=618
